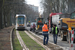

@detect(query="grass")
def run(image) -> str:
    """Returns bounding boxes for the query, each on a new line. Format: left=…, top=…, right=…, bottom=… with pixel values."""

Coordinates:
left=19, top=31, right=45, bottom=50
left=13, top=29, right=22, bottom=50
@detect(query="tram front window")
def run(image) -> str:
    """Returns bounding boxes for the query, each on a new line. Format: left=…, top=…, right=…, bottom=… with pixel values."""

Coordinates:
left=18, top=16, right=24, bottom=24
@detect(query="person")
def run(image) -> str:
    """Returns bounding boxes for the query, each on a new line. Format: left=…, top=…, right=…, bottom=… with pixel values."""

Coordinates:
left=33, top=23, right=36, bottom=32
left=52, top=24, right=58, bottom=44
left=42, top=22, right=49, bottom=45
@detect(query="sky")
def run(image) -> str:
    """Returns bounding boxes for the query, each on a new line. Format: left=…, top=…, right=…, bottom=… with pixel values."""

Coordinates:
left=26, top=0, right=41, bottom=12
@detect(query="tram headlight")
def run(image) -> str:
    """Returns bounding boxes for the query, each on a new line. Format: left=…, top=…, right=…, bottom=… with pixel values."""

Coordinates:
left=17, top=24, right=19, bottom=27
left=22, top=24, right=24, bottom=26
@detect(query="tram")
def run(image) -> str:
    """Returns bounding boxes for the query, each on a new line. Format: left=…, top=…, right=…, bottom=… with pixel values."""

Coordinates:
left=15, top=14, right=26, bottom=30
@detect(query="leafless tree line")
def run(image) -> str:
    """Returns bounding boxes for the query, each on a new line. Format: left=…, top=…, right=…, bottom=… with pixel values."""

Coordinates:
left=41, top=0, right=75, bottom=19
left=0, top=0, right=39, bottom=29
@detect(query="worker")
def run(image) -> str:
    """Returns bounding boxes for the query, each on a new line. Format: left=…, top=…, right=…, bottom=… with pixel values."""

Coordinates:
left=29, top=21, right=30, bottom=24
left=33, top=23, right=36, bottom=32
left=42, top=22, right=49, bottom=45
left=52, top=24, right=58, bottom=44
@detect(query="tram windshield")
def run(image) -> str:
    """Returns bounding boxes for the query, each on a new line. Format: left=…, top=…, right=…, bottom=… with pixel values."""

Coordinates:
left=18, top=16, right=24, bottom=24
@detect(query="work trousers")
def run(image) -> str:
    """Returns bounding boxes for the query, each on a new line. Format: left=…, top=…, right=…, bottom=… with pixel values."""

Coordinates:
left=42, top=32, right=49, bottom=45
left=53, top=34, right=57, bottom=44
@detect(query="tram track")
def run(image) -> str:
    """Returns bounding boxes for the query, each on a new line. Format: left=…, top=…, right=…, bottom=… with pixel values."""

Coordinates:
left=25, top=31, right=50, bottom=50
left=16, top=30, right=29, bottom=50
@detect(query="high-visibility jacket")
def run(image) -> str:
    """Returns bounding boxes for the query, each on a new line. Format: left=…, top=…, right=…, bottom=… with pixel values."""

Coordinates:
left=42, top=24, right=49, bottom=32
left=52, top=27, right=57, bottom=34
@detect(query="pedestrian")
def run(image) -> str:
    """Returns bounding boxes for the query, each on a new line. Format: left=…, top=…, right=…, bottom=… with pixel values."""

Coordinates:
left=52, top=24, right=58, bottom=44
left=42, top=22, right=49, bottom=45
left=33, top=23, right=36, bottom=32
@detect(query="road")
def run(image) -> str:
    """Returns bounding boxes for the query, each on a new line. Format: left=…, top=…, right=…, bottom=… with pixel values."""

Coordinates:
left=38, top=34, right=75, bottom=46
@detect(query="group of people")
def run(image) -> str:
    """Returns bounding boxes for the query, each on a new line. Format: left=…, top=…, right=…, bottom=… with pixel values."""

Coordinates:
left=42, top=22, right=58, bottom=45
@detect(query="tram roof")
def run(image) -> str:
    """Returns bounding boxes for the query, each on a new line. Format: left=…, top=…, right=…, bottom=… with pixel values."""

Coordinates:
left=16, top=14, right=26, bottom=17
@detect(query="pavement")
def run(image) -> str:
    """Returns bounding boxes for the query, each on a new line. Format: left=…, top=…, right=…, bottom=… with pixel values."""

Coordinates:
left=0, top=26, right=14, bottom=50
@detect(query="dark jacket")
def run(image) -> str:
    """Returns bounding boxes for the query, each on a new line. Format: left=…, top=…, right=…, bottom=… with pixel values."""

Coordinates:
left=52, top=27, right=59, bottom=35
left=33, top=24, right=36, bottom=28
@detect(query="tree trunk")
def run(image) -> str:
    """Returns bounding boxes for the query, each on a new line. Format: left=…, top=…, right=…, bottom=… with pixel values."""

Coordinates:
left=0, top=0, right=3, bottom=29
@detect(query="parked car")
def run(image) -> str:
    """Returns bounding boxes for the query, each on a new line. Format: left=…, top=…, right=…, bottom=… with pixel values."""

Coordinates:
left=30, top=22, right=36, bottom=31
left=27, top=22, right=30, bottom=27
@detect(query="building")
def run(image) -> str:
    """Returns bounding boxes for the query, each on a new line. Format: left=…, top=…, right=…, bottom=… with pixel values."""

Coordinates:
left=29, top=5, right=38, bottom=12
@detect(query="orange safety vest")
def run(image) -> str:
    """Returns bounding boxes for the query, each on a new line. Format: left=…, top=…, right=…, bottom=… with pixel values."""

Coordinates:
left=42, top=24, right=49, bottom=32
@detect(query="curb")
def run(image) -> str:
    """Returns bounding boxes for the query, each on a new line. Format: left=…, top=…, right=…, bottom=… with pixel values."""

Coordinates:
left=10, top=26, right=14, bottom=50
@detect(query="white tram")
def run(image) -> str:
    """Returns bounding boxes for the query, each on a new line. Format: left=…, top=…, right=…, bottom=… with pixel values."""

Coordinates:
left=15, top=14, right=26, bottom=30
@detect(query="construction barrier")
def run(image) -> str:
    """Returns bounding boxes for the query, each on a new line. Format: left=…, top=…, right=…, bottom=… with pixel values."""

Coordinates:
left=68, top=30, right=71, bottom=50
left=70, top=29, right=74, bottom=50
left=68, top=27, right=74, bottom=50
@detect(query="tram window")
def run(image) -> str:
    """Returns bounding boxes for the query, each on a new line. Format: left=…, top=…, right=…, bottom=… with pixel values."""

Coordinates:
left=18, top=16, right=24, bottom=24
